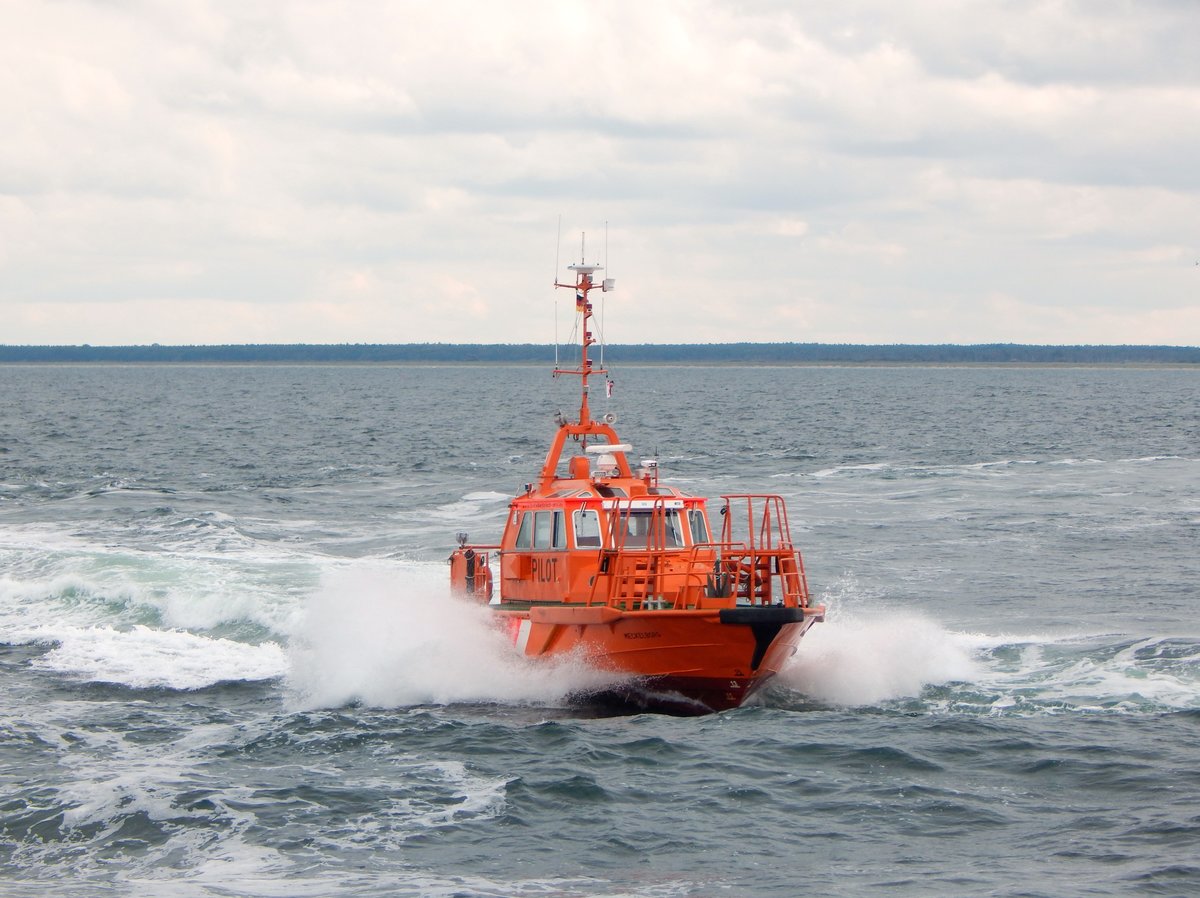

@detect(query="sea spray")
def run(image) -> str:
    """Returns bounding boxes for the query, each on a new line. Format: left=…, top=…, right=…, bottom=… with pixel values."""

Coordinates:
left=286, top=562, right=617, bottom=710
left=780, top=618, right=1200, bottom=713
left=782, top=608, right=981, bottom=706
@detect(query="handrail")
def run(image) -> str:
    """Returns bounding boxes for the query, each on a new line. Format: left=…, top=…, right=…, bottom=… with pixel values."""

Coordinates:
left=586, top=539, right=811, bottom=611
left=718, top=494, right=795, bottom=552
left=480, top=492, right=812, bottom=612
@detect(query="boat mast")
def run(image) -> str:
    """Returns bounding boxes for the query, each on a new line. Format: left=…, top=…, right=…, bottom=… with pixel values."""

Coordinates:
left=537, top=231, right=624, bottom=488
left=553, top=233, right=610, bottom=428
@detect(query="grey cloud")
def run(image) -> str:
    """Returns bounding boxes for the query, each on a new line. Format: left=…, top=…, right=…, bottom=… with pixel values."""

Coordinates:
left=2, top=1, right=1197, bottom=345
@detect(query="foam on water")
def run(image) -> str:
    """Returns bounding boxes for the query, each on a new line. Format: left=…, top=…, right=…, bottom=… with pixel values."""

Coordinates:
left=428, top=491, right=512, bottom=522
left=399, top=876, right=700, bottom=898
left=807, top=461, right=894, bottom=479
left=780, top=606, right=1200, bottom=714
left=967, top=632, right=1200, bottom=713
left=13, top=702, right=522, bottom=893
left=29, top=624, right=287, bottom=689
left=1, top=530, right=308, bottom=692
left=286, top=561, right=618, bottom=711
left=349, top=758, right=511, bottom=845
left=12, top=716, right=299, bottom=893
left=1, top=533, right=312, bottom=639
left=52, top=720, right=242, bottom=828
left=8, top=536, right=1197, bottom=716
left=781, top=609, right=981, bottom=706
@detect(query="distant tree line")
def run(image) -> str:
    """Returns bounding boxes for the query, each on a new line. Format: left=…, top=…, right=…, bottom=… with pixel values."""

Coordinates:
left=1, top=342, right=1198, bottom=364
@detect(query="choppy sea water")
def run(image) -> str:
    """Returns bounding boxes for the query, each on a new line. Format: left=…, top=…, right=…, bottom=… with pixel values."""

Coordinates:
left=1, top=363, right=1198, bottom=897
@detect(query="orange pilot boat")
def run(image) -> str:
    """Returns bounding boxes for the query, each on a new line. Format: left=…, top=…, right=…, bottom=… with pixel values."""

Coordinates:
left=448, top=246, right=825, bottom=714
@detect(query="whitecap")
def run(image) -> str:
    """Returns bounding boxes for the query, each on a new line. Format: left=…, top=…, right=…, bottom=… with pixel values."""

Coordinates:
left=29, top=625, right=287, bottom=690
left=782, top=609, right=1200, bottom=715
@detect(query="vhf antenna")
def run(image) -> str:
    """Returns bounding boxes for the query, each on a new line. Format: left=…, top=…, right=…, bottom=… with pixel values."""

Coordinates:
left=554, top=215, right=562, bottom=367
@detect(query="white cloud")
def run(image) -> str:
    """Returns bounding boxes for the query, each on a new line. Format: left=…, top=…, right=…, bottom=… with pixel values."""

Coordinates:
left=1, top=0, right=1198, bottom=345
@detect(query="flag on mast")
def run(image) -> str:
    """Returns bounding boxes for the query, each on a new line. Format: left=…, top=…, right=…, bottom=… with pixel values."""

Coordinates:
left=576, top=290, right=586, bottom=312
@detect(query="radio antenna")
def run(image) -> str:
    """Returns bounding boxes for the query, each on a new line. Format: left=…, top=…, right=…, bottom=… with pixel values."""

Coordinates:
left=600, top=221, right=609, bottom=367
left=554, top=215, right=562, bottom=367
left=554, top=215, right=562, bottom=281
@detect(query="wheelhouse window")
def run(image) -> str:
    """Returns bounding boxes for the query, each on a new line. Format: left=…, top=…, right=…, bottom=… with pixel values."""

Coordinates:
left=518, top=510, right=566, bottom=550
left=535, top=512, right=563, bottom=548
left=514, top=512, right=533, bottom=548
left=573, top=508, right=602, bottom=547
left=533, top=512, right=552, bottom=548
left=688, top=508, right=710, bottom=545
left=617, top=509, right=684, bottom=548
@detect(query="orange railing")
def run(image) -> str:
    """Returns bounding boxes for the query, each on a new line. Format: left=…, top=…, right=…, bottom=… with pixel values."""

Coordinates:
left=585, top=494, right=811, bottom=611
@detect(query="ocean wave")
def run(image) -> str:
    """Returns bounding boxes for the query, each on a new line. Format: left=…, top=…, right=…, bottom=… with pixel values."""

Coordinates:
left=27, top=624, right=287, bottom=690
left=779, top=610, right=981, bottom=707
left=4, top=711, right=519, bottom=896
left=0, top=536, right=315, bottom=640
left=777, top=610, right=1200, bottom=716
left=285, top=562, right=620, bottom=711
left=770, top=453, right=1197, bottom=482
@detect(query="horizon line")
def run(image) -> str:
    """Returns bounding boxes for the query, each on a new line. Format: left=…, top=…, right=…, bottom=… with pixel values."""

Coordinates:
left=4, top=341, right=1200, bottom=350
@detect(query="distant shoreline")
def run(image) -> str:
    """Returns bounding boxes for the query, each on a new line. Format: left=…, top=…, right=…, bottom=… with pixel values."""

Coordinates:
left=1, top=343, right=1198, bottom=365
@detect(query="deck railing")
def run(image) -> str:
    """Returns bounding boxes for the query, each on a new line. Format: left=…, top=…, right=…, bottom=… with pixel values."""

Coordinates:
left=454, top=494, right=812, bottom=612
left=586, top=494, right=811, bottom=611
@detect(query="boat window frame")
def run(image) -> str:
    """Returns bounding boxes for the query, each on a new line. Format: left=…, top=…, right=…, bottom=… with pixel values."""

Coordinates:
left=688, top=508, right=710, bottom=546
left=572, top=507, right=603, bottom=548
left=514, top=511, right=533, bottom=549
left=533, top=511, right=553, bottom=549
left=616, top=508, right=685, bottom=549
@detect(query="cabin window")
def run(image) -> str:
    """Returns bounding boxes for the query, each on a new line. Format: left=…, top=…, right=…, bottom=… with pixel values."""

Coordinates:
left=573, top=508, right=602, bottom=547
left=533, top=511, right=553, bottom=549
left=688, top=509, right=710, bottom=545
left=514, top=512, right=533, bottom=549
left=553, top=510, right=565, bottom=549
left=665, top=511, right=683, bottom=547
left=617, top=509, right=684, bottom=548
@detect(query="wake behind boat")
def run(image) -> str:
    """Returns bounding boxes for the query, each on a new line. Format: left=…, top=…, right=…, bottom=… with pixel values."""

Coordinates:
left=449, top=244, right=824, bottom=713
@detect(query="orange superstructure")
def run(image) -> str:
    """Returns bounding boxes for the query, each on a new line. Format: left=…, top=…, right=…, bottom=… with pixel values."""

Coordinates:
left=448, top=242, right=824, bottom=713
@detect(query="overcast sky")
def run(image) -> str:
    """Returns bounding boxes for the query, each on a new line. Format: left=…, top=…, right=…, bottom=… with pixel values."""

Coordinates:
left=3, top=1, right=1199, bottom=346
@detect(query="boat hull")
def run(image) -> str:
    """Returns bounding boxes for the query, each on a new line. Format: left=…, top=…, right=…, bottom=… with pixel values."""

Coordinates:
left=495, top=605, right=816, bottom=714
